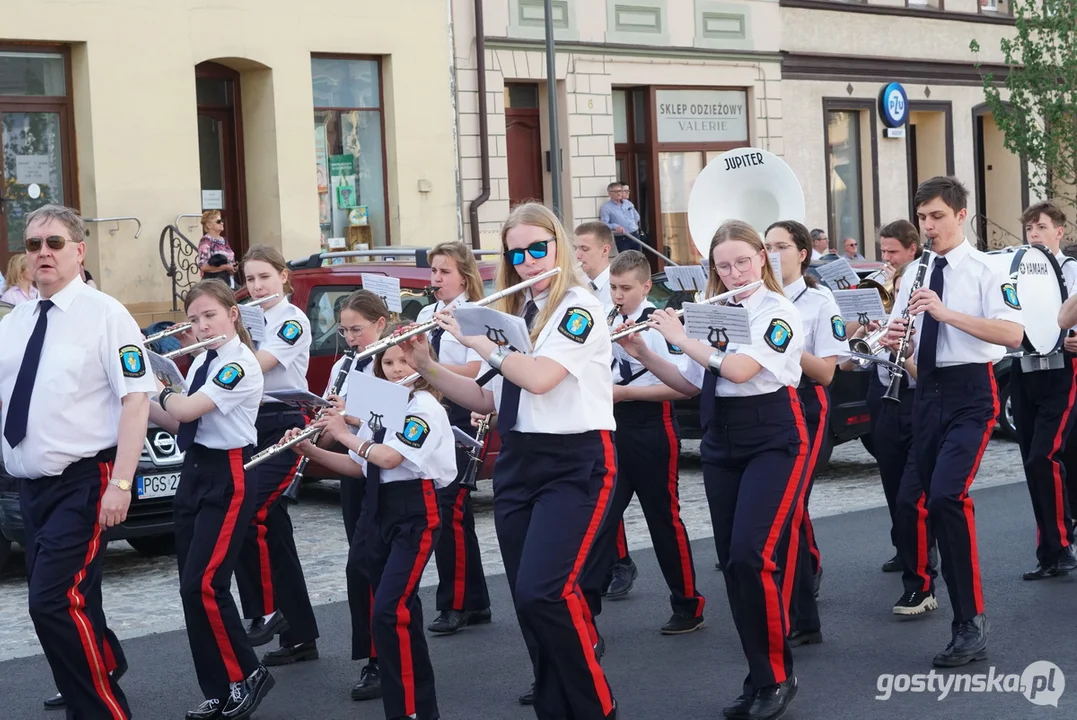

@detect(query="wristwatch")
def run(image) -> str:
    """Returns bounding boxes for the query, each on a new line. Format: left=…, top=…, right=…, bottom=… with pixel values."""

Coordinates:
left=109, top=478, right=132, bottom=492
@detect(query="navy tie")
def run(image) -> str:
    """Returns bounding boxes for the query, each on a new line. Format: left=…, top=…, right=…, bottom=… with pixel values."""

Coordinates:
left=356, top=356, right=372, bottom=373
left=177, top=349, right=218, bottom=452
left=363, top=427, right=388, bottom=526
left=498, top=301, right=539, bottom=431
left=430, top=327, right=444, bottom=357
left=4, top=300, right=55, bottom=448
left=917, top=256, right=947, bottom=374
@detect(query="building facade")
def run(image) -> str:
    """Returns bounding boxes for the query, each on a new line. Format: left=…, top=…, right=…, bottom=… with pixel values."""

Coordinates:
left=1, top=0, right=461, bottom=323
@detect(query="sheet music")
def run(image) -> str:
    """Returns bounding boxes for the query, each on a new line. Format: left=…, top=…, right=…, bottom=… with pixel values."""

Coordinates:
left=452, top=426, right=483, bottom=451
left=148, top=351, right=187, bottom=391
left=768, top=252, right=782, bottom=280
left=665, top=265, right=707, bottom=292
left=264, top=389, right=332, bottom=410
left=361, top=274, right=403, bottom=314
left=682, top=303, right=753, bottom=348
left=344, top=371, right=410, bottom=435
left=239, top=305, right=266, bottom=345
left=832, top=289, right=889, bottom=324
left=455, top=306, right=533, bottom=353
left=815, top=258, right=861, bottom=292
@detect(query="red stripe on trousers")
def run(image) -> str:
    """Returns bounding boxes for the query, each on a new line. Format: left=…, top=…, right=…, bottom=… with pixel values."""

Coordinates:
left=915, top=493, right=930, bottom=592
left=395, top=480, right=440, bottom=716
left=1047, top=359, right=1077, bottom=548
left=782, top=385, right=828, bottom=609
left=804, top=387, right=827, bottom=570
left=560, top=430, right=617, bottom=716
left=615, top=521, right=628, bottom=559
left=202, top=449, right=249, bottom=682
left=64, top=463, right=127, bottom=719
left=961, top=366, right=997, bottom=615
left=761, top=388, right=810, bottom=684
left=252, top=455, right=301, bottom=615
left=660, top=401, right=701, bottom=615
left=451, top=486, right=468, bottom=609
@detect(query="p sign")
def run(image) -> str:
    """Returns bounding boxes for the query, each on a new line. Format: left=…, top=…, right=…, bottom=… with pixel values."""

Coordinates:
left=879, top=82, right=908, bottom=129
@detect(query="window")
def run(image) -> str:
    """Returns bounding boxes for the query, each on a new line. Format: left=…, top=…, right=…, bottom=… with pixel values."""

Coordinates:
left=826, top=110, right=864, bottom=252
left=907, top=0, right=942, bottom=9
left=312, top=57, right=388, bottom=248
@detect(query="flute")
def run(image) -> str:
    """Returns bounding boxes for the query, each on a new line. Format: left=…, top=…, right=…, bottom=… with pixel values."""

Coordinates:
left=610, top=280, right=764, bottom=342
left=145, top=294, right=280, bottom=344
left=162, top=335, right=227, bottom=360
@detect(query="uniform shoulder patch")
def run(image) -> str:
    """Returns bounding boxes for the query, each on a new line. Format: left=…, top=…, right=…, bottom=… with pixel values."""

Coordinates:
left=1001, top=282, right=1021, bottom=310
left=558, top=307, right=594, bottom=344
left=397, top=415, right=430, bottom=448
left=765, top=318, right=794, bottom=354
left=277, top=319, right=304, bottom=345
left=119, top=345, right=146, bottom=378
left=213, top=362, right=245, bottom=390
left=830, top=315, right=847, bottom=341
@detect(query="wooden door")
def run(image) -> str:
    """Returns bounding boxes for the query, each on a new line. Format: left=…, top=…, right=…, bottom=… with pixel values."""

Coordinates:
left=506, top=108, right=543, bottom=207
left=195, top=63, right=247, bottom=260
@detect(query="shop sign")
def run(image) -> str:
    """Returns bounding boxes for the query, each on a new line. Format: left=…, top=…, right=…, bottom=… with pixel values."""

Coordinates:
left=655, top=89, right=749, bottom=144
left=879, top=82, right=909, bottom=128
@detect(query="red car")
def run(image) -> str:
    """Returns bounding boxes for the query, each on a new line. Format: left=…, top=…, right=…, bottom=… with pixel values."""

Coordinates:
left=237, top=249, right=502, bottom=484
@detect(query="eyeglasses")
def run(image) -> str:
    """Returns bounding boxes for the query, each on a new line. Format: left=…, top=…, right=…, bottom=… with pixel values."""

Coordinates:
left=337, top=323, right=371, bottom=338
left=764, top=243, right=796, bottom=253
left=713, top=254, right=761, bottom=276
left=25, top=235, right=70, bottom=252
left=504, top=240, right=550, bottom=266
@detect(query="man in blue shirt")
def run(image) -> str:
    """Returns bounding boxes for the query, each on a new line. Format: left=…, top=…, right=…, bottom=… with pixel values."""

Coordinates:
left=600, top=182, right=646, bottom=253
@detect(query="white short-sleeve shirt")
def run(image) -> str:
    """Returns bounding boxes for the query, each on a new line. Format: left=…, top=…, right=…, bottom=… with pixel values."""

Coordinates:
left=187, top=335, right=263, bottom=449
left=417, top=294, right=482, bottom=367
left=589, top=265, right=615, bottom=316
left=478, top=284, right=616, bottom=433
left=611, top=300, right=691, bottom=387
left=260, top=300, right=311, bottom=396
left=348, top=390, right=457, bottom=488
left=886, top=239, right=1024, bottom=367
left=0, top=276, right=157, bottom=478
left=681, top=286, right=804, bottom=397
left=785, top=277, right=850, bottom=364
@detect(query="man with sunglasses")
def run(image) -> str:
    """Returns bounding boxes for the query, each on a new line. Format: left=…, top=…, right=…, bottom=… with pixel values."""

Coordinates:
left=0, top=204, right=154, bottom=720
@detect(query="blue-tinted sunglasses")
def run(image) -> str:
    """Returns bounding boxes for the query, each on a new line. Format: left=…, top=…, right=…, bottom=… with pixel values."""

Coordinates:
left=504, top=240, right=550, bottom=266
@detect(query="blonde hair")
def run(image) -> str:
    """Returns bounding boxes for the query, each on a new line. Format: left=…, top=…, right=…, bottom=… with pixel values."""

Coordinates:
left=496, top=202, right=585, bottom=343
left=428, top=242, right=484, bottom=302
left=373, top=321, right=441, bottom=401
left=200, top=210, right=221, bottom=234
left=184, top=279, right=254, bottom=350
left=5, top=254, right=28, bottom=288
left=705, top=220, right=785, bottom=297
left=243, top=244, right=292, bottom=293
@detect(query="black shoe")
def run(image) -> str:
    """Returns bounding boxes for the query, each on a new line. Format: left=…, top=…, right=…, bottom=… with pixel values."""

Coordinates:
left=467, top=607, right=492, bottom=625
left=605, top=561, right=638, bottom=600
left=428, top=610, right=467, bottom=634
left=43, top=693, right=65, bottom=710
left=351, top=661, right=382, bottom=701
left=246, top=612, right=289, bottom=647
left=595, top=634, right=606, bottom=662
left=748, top=677, right=797, bottom=720
left=1060, top=546, right=1077, bottom=572
left=881, top=554, right=902, bottom=573
left=722, top=690, right=756, bottom=719
left=518, top=682, right=535, bottom=706
left=186, top=699, right=222, bottom=720
left=715, top=560, right=723, bottom=571
left=893, top=589, right=938, bottom=616
left=220, top=665, right=274, bottom=720
left=1024, top=547, right=1077, bottom=580
left=932, top=614, right=989, bottom=668
left=812, top=566, right=822, bottom=599
left=660, top=613, right=706, bottom=635
left=788, top=629, right=822, bottom=647
left=262, top=640, right=319, bottom=666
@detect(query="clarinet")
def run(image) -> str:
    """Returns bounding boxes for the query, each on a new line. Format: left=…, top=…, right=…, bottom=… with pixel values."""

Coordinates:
left=281, top=349, right=357, bottom=504
left=883, top=236, right=934, bottom=404
left=460, top=414, right=492, bottom=491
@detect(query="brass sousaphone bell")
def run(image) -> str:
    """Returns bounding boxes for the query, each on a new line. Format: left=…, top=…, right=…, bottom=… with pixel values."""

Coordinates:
left=856, top=267, right=896, bottom=314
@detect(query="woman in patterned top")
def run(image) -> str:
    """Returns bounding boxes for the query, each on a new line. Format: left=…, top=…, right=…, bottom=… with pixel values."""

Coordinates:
left=197, top=210, right=237, bottom=285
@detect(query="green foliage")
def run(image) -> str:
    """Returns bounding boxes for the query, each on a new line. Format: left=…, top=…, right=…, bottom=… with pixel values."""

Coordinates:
left=971, top=0, right=1077, bottom=207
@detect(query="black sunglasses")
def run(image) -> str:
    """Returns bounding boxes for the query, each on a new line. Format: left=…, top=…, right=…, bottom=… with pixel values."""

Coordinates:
left=504, top=240, right=551, bottom=266
left=25, top=235, right=70, bottom=252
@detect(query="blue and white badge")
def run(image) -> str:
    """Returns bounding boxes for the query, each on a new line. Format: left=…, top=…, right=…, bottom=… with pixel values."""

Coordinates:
left=879, top=82, right=908, bottom=128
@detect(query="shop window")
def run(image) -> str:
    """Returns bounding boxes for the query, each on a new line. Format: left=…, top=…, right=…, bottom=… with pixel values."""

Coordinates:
left=979, top=0, right=1010, bottom=14
left=826, top=109, right=864, bottom=252
left=311, top=56, right=388, bottom=248
left=907, top=0, right=942, bottom=9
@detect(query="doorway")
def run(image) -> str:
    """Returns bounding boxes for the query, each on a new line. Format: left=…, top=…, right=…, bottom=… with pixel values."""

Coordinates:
left=973, top=105, right=1027, bottom=249
left=195, top=62, right=247, bottom=260
left=504, top=83, right=544, bottom=207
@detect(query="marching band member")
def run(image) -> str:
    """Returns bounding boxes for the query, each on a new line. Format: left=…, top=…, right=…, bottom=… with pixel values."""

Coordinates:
left=574, top=221, right=639, bottom=601
left=285, top=324, right=454, bottom=720
left=1013, top=202, right=1077, bottom=579
left=602, top=250, right=704, bottom=633
left=416, top=242, right=493, bottom=636
left=765, top=220, right=847, bottom=646
left=149, top=280, right=274, bottom=720
left=401, top=202, right=617, bottom=720
left=883, top=176, right=1024, bottom=667
left=622, top=219, right=806, bottom=720
left=324, top=289, right=390, bottom=701
left=0, top=205, right=151, bottom=720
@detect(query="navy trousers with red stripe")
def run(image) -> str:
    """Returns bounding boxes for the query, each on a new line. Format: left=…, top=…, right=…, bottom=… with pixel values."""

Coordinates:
left=362, top=478, right=442, bottom=720
left=174, top=444, right=261, bottom=701
left=778, top=384, right=827, bottom=633
left=702, top=389, right=808, bottom=691
left=20, top=451, right=131, bottom=719
left=433, top=437, right=490, bottom=613
left=911, top=364, right=996, bottom=624
left=1010, top=357, right=1077, bottom=565
left=235, top=410, right=319, bottom=646
left=606, top=400, right=703, bottom=617
left=341, top=455, right=376, bottom=661
left=494, top=430, right=617, bottom=720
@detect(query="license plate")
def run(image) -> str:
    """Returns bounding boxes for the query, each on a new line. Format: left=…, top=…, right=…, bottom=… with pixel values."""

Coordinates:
left=136, top=472, right=181, bottom=499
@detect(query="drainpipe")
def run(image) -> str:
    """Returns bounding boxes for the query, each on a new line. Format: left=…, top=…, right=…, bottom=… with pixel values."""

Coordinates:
left=467, top=0, right=491, bottom=250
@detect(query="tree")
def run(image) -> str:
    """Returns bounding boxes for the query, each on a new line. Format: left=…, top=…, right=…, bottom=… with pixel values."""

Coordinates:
left=971, top=0, right=1077, bottom=214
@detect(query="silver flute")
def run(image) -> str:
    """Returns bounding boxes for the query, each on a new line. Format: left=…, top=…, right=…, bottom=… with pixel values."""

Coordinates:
left=161, top=335, right=227, bottom=360
left=145, top=294, right=280, bottom=343
left=610, top=280, right=764, bottom=342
